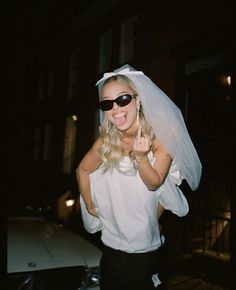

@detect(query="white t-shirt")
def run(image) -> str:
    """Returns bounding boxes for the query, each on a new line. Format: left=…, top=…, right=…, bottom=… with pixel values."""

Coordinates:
left=80, top=154, right=189, bottom=253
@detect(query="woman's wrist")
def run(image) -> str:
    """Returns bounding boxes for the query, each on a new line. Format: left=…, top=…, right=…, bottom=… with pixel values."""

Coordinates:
left=85, top=201, right=93, bottom=210
left=133, top=155, right=150, bottom=169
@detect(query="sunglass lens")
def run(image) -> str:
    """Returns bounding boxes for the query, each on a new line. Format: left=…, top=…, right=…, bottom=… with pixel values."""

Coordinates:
left=100, top=100, right=113, bottom=111
left=116, top=95, right=132, bottom=107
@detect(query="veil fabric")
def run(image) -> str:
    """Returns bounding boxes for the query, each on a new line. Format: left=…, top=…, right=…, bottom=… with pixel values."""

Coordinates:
left=96, top=64, right=202, bottom=191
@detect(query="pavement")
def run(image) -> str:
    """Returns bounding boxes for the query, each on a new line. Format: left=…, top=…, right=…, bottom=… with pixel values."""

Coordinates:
left=164, top=250, right=231, bottom=290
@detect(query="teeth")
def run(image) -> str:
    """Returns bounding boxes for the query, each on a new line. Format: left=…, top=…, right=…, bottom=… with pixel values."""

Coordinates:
left=114, top=113, right=126, bottom=118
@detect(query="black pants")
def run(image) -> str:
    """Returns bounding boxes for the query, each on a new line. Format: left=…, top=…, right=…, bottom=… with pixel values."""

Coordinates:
left=100, top=245, right=165, bottom=290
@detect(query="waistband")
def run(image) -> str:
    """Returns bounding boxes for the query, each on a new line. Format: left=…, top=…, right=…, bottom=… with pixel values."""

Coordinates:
left=102, top=243, right=161, bottom=257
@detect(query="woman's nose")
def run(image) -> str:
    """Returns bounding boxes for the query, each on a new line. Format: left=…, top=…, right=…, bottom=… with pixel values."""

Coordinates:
left=112, top=102, right=119, bottom=110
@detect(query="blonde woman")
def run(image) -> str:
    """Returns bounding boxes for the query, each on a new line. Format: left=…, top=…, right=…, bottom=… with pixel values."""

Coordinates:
left=76, top=65, right=201, bottom=290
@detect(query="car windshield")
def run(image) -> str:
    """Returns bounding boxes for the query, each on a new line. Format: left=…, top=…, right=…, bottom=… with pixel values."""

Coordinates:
left=8, top=183, right=55, bottom=219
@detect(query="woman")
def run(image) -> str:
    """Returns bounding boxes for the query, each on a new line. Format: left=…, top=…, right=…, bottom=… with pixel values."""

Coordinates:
left=76, top=64, right=201, bottom=290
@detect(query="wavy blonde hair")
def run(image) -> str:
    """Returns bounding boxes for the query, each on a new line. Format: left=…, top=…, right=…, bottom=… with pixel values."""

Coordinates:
left=99, top=75, right=155, bottom=171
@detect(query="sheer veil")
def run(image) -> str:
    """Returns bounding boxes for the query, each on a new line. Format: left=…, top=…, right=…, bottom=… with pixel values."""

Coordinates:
left=96, top=64, right=202, bottom=191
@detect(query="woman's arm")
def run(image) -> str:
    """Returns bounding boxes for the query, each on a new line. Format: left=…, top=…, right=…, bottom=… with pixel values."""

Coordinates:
left=76, top=137, right=103, bottom=215
left=133, top=137, right=172, bottom=191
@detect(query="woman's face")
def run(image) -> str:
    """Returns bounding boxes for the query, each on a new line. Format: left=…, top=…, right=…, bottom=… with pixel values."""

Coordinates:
left=101, top=80, right=139, bottom=133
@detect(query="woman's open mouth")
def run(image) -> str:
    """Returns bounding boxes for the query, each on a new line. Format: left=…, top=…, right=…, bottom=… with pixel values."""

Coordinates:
left=113, top=112, right=127, bottom=127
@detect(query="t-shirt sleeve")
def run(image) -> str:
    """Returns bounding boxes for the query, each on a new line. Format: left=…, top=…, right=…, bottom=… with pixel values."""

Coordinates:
left=157, top=162, right=189, bottom=217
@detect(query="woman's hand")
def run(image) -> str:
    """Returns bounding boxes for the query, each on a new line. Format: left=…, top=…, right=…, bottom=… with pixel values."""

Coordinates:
left=132, top=126, right=151, bottom=164
left=131, top=126, right=172, bottom=191
left=133, top=135, right=151, bottom=157
left=86, top=201, right=98, bottom=217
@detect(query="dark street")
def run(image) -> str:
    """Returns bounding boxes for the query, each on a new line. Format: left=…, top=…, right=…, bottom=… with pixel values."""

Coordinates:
left=165, top=251, right=230, bottom=290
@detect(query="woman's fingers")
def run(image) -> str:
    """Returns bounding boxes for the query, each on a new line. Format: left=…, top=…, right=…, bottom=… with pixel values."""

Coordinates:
left=134, top=135, right=151, bottom=151
left=88, top=207, right=98, bottom=217
left=86, top=202, right=98, bottom=217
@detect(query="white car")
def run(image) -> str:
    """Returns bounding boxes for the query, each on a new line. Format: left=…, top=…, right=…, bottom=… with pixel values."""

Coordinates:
left=7, top=214, right=102, bottom=290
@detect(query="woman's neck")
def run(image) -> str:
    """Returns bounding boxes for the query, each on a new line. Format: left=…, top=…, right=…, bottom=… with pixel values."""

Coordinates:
left=121, top=123, right=139, bottom=138
left=122, top=131, right=136, bottom=138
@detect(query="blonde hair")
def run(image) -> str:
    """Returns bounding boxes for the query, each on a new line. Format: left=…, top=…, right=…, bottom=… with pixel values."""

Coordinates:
left=99, top=75, right=155, bottom=171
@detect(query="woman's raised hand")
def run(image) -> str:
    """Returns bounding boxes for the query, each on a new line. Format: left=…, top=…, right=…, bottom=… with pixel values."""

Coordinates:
left=133, top=125, right=151, bottom=157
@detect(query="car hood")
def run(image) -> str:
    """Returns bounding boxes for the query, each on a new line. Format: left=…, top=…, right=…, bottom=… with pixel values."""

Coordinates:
left=8, top=217, right=102, bottom=273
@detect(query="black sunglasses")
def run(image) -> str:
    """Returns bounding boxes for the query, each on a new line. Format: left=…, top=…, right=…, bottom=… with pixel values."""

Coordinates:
left=99, top=94, right=135, bottom=111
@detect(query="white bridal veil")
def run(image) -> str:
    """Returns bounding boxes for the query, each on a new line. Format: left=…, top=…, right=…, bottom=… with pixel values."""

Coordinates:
left=96, top=64, right=202, bottom=191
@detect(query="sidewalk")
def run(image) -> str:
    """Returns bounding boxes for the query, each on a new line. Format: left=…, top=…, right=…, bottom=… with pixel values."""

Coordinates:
left=164, top=250, right=231, bottom=290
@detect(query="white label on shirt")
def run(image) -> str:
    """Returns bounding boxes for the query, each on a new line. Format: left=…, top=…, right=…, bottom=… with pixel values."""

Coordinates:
left=152, top=273, right=161, bottom=287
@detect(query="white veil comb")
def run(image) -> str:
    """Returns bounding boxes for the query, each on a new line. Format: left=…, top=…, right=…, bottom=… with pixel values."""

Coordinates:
left=96, top=64, right=202, bottom=191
